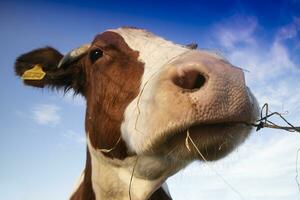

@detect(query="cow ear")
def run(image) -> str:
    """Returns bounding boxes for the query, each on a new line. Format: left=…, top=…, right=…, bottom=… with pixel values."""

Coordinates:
left=14, top=47, right=85, bottom=94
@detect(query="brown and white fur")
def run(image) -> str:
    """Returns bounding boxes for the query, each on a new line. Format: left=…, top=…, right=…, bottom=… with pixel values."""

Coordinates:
left=14, top=27, right=259, bottom=200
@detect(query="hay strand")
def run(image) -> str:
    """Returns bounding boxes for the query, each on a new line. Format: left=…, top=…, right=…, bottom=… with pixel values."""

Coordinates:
left=129, top=157, right=139, bottom=200
left=98, top=136, right=121, bottom=153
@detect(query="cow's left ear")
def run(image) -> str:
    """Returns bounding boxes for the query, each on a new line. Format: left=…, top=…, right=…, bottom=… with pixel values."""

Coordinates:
left=14, top=47, right=86, bottom=95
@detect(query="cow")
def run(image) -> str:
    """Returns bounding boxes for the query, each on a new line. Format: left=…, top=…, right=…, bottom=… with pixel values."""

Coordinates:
left=14, top=27, right=259, bottom=200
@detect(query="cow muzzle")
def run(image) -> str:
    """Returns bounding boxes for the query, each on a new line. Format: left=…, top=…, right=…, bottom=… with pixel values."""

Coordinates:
left=138, top=50, right=259, bottom=161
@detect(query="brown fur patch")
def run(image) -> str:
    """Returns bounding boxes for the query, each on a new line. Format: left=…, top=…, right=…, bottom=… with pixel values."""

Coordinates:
left=149, top=187, right=173, bottom=200
left=84, top=31, right=144, bottom=159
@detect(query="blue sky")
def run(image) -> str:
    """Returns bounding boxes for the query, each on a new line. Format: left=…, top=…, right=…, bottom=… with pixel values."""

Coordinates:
left=1, top=0, right=300, bottom=199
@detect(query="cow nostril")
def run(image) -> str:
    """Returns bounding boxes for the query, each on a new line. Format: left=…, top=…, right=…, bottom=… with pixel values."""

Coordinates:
left=193, top=74, right=206, bottom=89
left=172, top=70, right=206, bottom=90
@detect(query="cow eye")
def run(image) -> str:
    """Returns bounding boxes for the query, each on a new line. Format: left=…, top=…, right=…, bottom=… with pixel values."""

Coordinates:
left=89, top=48, right=103, bottom=63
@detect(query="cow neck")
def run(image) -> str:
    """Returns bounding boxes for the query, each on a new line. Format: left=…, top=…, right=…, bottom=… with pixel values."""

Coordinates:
left=70, top=140, right=173, bottom=200
left=86, top=137, right=172, bottom=200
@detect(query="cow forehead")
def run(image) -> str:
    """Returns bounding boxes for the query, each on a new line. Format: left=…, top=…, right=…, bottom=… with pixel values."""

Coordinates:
left=108, top=28, right=190, bottom=71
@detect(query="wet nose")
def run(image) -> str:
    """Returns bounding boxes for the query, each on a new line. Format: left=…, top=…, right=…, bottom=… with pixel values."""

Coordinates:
left=167, top=50, right=255, bottom=123
left=169, top=51, right=244, bottom=93
left=172, top=65, right=207, bottom=90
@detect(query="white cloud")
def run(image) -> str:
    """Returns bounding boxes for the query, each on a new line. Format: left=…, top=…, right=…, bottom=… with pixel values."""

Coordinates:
left=32, top=104, right=61, bottom=125
left=212, top=15, right=299, bottom=83
left=60, top=92, right=85, bottom=107
left=213, top=15, right=257, bottom=49
left=63, top=129, right=86, bottom=144
left=212, top=15, right=300, bottom=111
left=225, top=34, right=298, bottom=85
left=276, top=17, right=300, bottom=41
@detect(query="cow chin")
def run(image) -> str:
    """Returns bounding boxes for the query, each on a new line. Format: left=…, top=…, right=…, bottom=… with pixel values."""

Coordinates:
left=147, top=122, right=253, bottom=162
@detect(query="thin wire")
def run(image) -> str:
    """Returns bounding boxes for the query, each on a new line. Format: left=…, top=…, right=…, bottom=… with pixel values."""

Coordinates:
left=296, top=148, right=300, bottom=193
left=185, top=129, right=246, bottom=200
left=129, top=157, right=139, bottom=200
left=98, top=136, right=121, bottom=153
left=250, top=103, right=300, bottom=133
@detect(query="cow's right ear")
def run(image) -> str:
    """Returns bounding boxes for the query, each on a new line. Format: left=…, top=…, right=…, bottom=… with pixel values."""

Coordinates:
left=14, top=47, right=86, bottom=94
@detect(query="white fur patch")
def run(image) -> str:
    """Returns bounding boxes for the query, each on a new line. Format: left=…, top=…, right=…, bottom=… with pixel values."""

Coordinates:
left=87, top=136, right=170, bottom=200
left=111, top=28, right=191, bottom=153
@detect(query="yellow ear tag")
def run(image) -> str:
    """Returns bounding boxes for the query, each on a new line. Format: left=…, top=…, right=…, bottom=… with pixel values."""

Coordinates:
left=21, top=64, right=46, bottom=80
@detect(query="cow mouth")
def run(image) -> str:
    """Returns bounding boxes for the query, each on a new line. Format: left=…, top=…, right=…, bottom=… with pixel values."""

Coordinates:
left=151, top=121, right=253, bottom=161
left=189, top=121, right=253, bottom=160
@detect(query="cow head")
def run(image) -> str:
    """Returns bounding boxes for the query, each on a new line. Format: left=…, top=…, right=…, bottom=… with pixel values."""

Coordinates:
left=15, top=27, right=259, bottom=200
